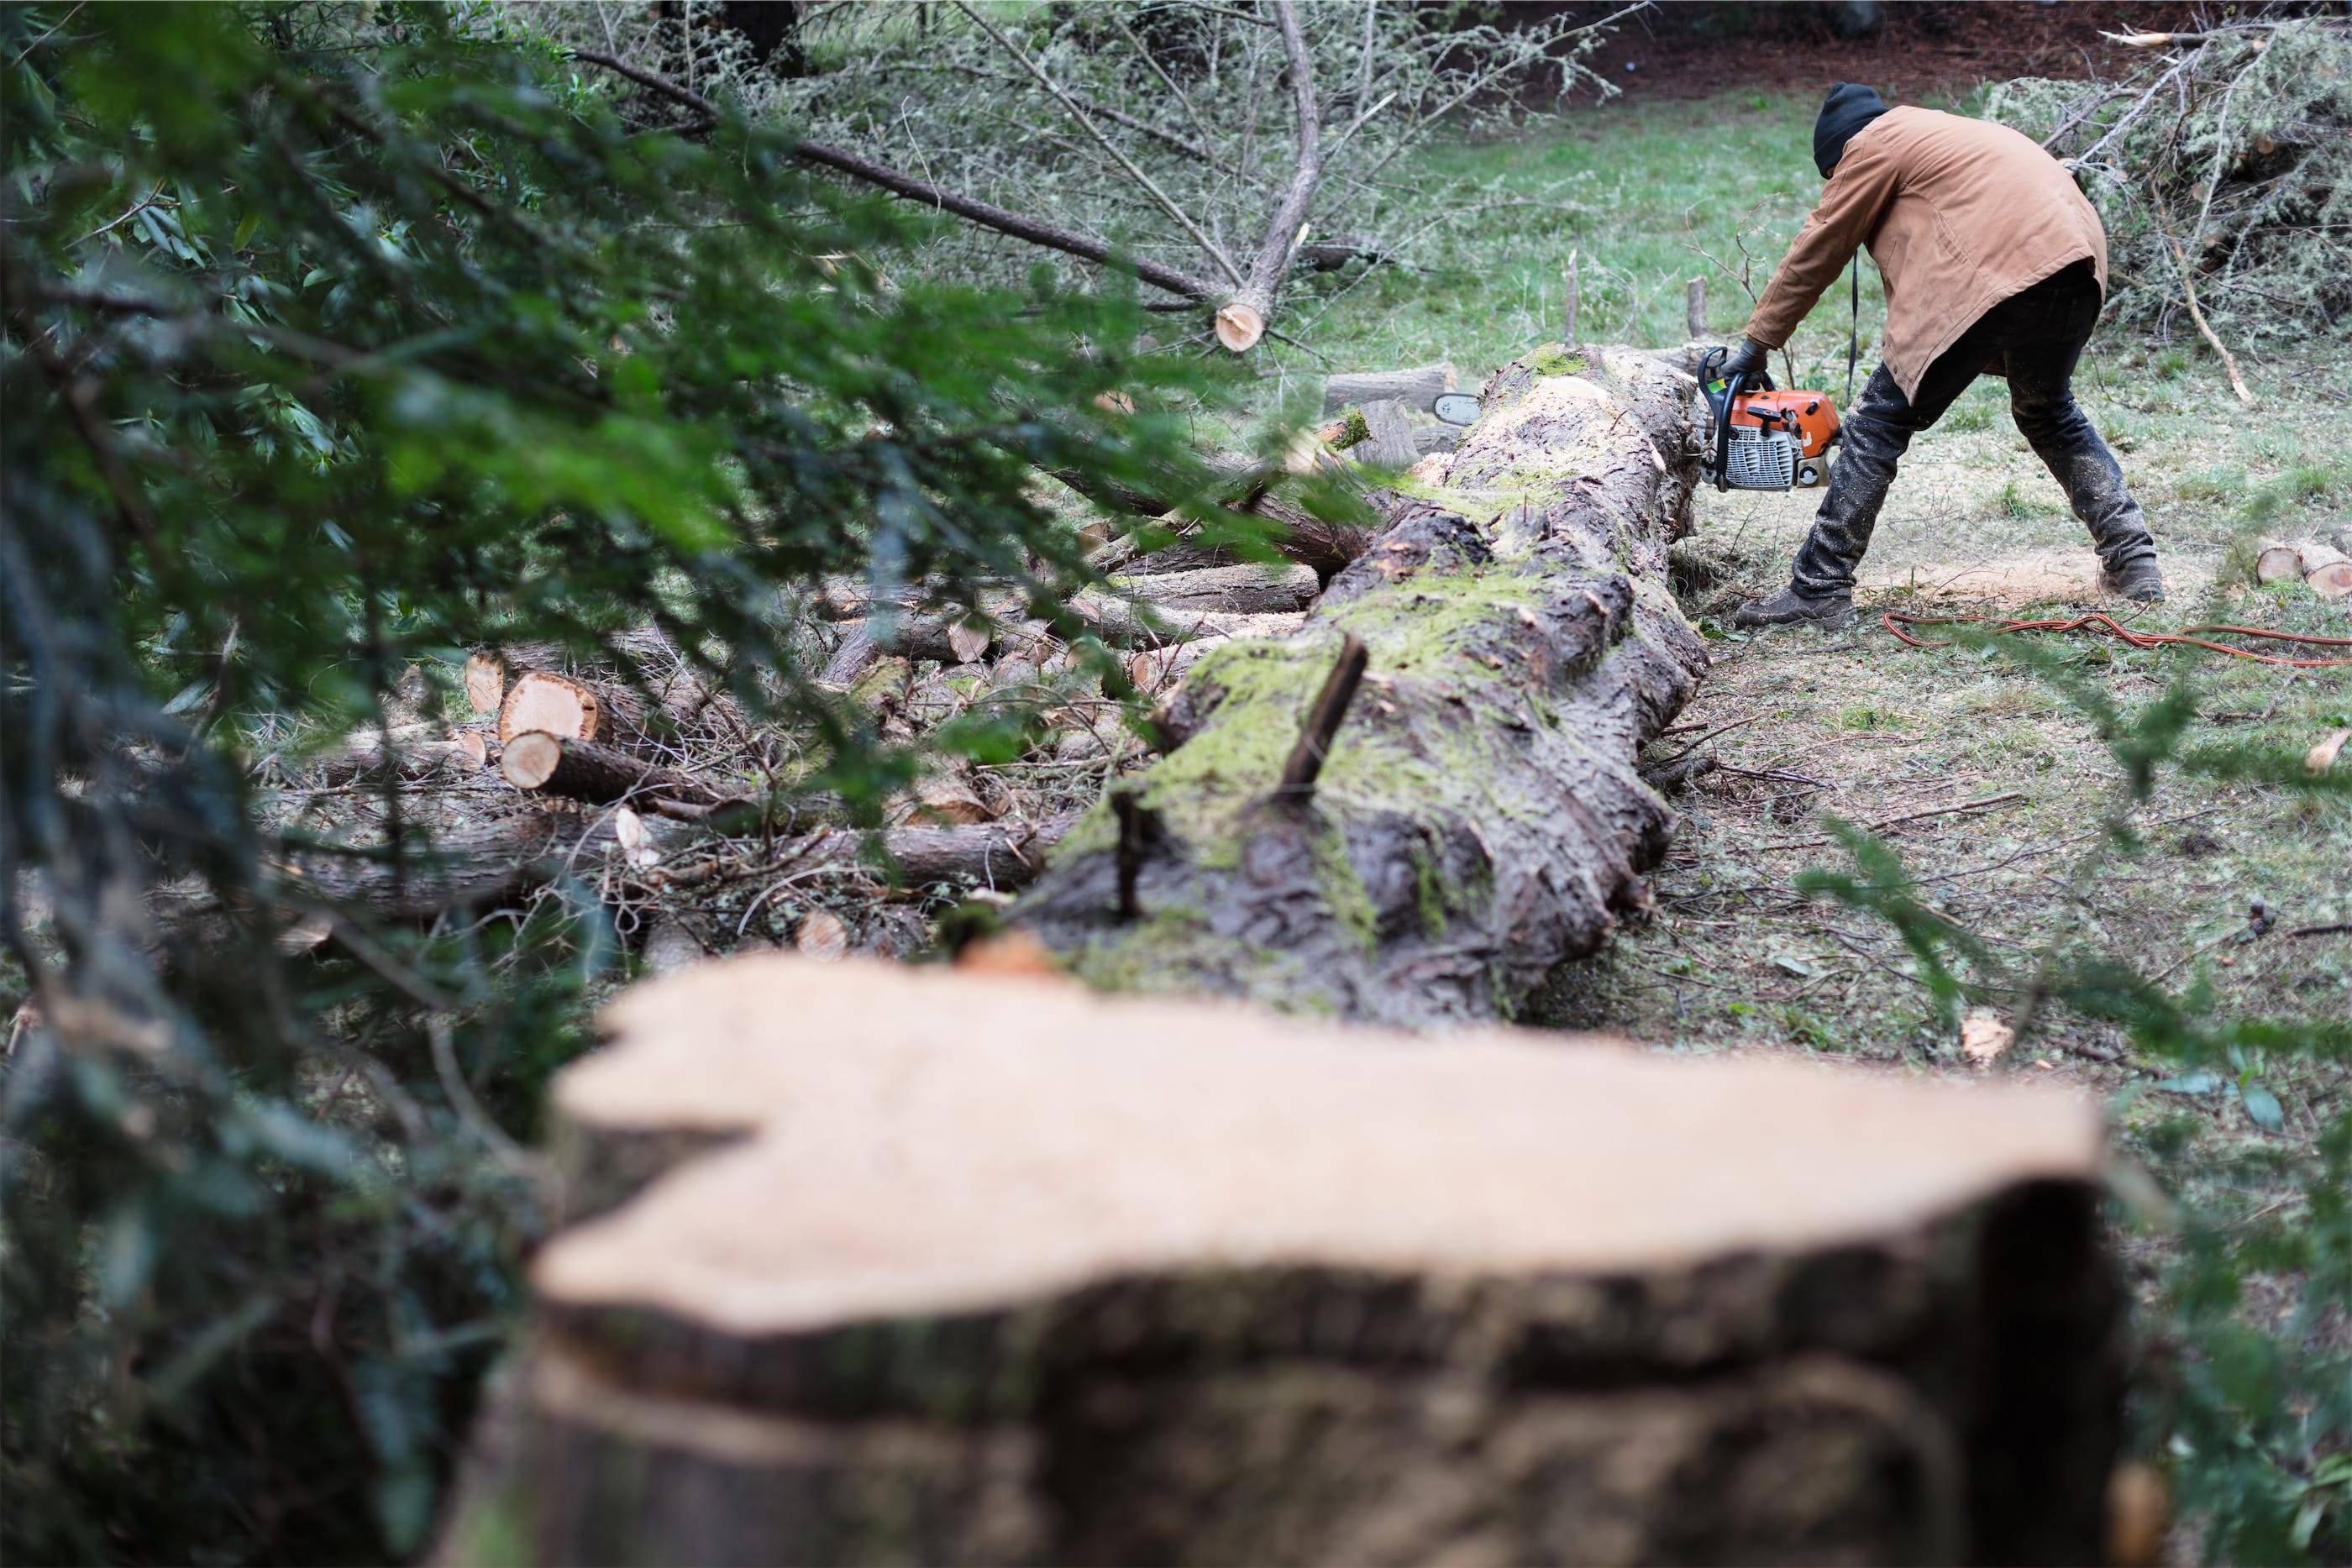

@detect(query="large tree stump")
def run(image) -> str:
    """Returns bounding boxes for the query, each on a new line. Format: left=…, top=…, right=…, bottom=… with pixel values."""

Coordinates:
left=445, top=956, right=2119, bottom=1566
left=1011, top=345, right=1709, bottom=1025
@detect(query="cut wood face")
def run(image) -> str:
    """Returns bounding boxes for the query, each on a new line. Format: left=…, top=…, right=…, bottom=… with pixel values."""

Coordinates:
left=500, top=731, right=564, bottom=790
left=464, top=651, right=506, bottom=716
left=541, top=954, right=2103, bottom=1334
left=500, top=670, right=599, bottom=744
left=1214, top=300, right=1265, bottom=353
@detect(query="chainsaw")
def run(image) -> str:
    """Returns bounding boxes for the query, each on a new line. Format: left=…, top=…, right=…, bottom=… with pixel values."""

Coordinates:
left=1698, top=344, right=1841, bottom=492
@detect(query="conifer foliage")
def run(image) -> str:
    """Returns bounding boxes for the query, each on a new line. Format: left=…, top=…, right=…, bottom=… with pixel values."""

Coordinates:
left=0, top=4, right=1216, bottom=1558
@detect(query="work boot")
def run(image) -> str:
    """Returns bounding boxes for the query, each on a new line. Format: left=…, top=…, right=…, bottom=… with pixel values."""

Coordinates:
left=1732, top=584, right=1856, bottom=629
left=2098, top=558, right=2166, bottom=604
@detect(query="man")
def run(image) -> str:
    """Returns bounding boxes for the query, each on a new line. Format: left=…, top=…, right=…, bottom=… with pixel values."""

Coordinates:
left=1722, top=84, right=2165, bottom=628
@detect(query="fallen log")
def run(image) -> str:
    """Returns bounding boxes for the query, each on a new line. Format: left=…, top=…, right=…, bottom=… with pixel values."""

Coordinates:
left=274, top=812, right=567, bottom=921
left=497, top=669, right=655, bottom=751
left=1069, top=596, right=1305, bottom=648
left=1349, top=397, right=1420, bottom=469
left=2257, top=538, right=2352, bottom=600
left=1320, top=361, right=1457, bottom=417
left=306, top=729, right=487, bottom=787
left=1107, top=561, right=1320, bottom=614
left=1010, top=344, right=1711, bottom=1025
left=1055, top=459, right=1382, bottom=581
left=501, top=732, right=744, bottom=818
left=449, top=956, right=2120, bottom=1565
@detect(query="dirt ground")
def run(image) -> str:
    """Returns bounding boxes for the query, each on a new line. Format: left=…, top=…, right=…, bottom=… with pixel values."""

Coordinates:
left=1560, top=0, right=2204, bottom=104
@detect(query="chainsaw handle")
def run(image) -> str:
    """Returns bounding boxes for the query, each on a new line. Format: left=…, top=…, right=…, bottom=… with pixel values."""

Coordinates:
left=1698, top=346, right=1775, bottom=492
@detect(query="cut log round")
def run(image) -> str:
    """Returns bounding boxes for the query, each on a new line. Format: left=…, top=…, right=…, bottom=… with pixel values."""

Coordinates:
left=1214, top=301, right=1265, bottom=353
left=450, top=956, right=2120, bottom=1566
left=498, top=670, right=621, bottom=747
left=792, top=909, right=849, bottom=962
left=1321, top=362, right=1457, bottom=417
left=1011, top=345, right=1711, bottom=1026
left=2301, top=542, right=2352, bottom=600
left=2255, top=541, right=2307, bottom=584
left=464, top=652, right=507, bottom=716
left=501, top=732, right=741, bottom=817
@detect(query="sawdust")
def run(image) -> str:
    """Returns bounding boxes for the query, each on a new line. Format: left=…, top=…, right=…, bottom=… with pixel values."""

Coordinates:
left=1858, top=548, right=2218, bottom=606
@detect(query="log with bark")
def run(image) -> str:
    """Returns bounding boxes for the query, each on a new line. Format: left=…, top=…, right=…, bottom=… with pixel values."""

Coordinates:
left=1349, top=397, right=1420, bottom=469
left=1109, top=561, right=1320, bottom=614
left=1320, top=361, right=1457, bottom=417
left=501, top=732, right=745, bottom=818
left=447, top=956, right=2121, bottom=1566
left=2255, top=538, right=2352, bottom=600
left=1056, top=458, right=1381, bottom=583
left=1008, top=345, right=1711, bottom=1025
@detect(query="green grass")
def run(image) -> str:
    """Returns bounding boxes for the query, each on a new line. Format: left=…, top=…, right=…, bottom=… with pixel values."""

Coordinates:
left=1271, top=92, right=1876, bottom=386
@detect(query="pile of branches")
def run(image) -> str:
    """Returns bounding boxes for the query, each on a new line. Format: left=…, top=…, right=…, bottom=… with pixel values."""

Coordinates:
left=265, top=538, right=1352, bottom=973
left=536, top=0, right=1631, bottom=350
left=1989, top=13, right=2350, bottom=364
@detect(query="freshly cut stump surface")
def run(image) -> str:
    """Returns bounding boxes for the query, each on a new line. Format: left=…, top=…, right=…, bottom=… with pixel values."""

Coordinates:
left=453, top=955, right=2120, bottom=1566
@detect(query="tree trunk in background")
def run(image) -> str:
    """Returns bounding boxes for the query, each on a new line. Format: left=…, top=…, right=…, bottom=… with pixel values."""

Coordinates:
left=1009, top=345, right=1712, bottom=1026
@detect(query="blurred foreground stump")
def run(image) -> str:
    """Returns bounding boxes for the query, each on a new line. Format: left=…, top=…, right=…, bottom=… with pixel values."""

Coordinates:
left=444, top=957, right=2118, bottom=1566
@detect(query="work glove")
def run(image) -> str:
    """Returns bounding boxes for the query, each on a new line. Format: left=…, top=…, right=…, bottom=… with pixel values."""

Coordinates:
left=1714, top=336, right=1769, bottom=385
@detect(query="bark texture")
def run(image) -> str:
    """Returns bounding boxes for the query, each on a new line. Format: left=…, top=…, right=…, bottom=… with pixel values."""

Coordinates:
left=1321, top=362, right=1457, bottom=416
left=446, top=957, right=2121, bottom=1567
left=1010, top=345, right=1710, bottom=1025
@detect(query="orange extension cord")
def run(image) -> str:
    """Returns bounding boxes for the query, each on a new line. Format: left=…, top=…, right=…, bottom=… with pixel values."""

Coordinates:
left=1881, top=611, right=2352, bottom=669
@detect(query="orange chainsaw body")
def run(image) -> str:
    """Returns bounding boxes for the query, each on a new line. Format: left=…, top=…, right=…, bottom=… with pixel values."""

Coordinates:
left=1727, top=387, right=1840, bottom=459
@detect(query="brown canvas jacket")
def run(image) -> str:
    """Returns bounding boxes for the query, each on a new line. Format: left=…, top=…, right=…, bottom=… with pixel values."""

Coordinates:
left=1743, top=106, right=2108, bottom=401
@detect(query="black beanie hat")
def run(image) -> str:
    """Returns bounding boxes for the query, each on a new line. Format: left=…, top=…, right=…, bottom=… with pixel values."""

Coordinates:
left=1814, top=82, right=1890, bottom=176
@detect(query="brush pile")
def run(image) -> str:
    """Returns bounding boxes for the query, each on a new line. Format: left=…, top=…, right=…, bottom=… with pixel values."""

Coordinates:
left=1988, top=17, right=2351, bottom=347
left=254, top=544, right=1357, bottom=971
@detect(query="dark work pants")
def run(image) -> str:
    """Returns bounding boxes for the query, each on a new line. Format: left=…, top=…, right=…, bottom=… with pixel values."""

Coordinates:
left=1790, top=260, right=2157, bottom=597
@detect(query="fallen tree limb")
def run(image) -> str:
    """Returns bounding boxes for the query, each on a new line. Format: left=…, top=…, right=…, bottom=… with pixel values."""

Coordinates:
left=501, top=732, right=746, bottom=818
left=569, top=48, right=1226, bottom=305
left=1052, top=459, right=1381, bottom=581
left=1106, top=562, right=1320, bottom=614
left=1010, top=344, right=1711, bottom=1025
left=1320, top=362, right=1456, bottom=416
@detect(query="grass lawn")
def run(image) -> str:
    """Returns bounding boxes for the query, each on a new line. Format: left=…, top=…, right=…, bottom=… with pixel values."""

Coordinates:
left=1262, top=90, right=2351, bottom=1554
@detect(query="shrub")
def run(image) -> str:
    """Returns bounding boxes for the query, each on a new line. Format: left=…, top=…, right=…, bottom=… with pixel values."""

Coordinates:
left=0, top=3, right=1262, bottom=1558
left=1987, top=20, right=2352, bottom=343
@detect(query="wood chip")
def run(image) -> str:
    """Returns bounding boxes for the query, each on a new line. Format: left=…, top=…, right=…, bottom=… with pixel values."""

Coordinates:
left=1961, top=1010, right=2014, bottom=1069
left=2307, top=728, right=2351, bottom=775
left=793, top=910, right=848, bottom=962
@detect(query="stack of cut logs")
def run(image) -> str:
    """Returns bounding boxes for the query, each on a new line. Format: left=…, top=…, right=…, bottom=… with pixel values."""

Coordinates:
left=2255, top=533, right=2352, bottom=602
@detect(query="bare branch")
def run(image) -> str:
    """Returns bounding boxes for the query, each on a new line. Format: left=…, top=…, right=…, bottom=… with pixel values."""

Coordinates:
left=954, top=1, right=1246, bottom=289
left=569, top=47, right=1224, bottom=303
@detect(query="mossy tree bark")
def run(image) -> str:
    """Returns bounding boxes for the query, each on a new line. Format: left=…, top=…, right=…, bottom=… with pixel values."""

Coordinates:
left=1012, top=345, right=1709, bottom=1025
